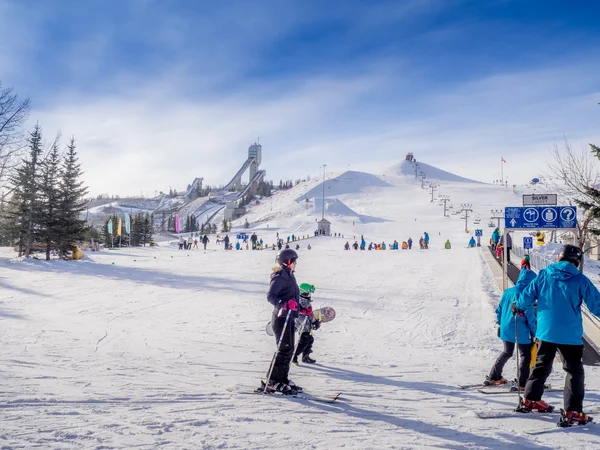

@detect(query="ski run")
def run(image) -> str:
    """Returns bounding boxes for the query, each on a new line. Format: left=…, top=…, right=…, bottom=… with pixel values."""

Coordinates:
left=2, top=164, right=600, bottom=449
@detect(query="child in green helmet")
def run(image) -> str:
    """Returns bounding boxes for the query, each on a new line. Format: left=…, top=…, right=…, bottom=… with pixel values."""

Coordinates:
left=293, top=283, right=321, bottom=364
left=521, top=254, right=531, bottom=271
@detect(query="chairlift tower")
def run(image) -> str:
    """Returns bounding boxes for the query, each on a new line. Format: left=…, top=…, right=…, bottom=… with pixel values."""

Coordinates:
left=491, top=209, right=504, bottom=229
left=429, top=184, right=438, bottom=203
left=460, top=203, right=473, bottom=233
left=439, top=195, right=451, bottom=216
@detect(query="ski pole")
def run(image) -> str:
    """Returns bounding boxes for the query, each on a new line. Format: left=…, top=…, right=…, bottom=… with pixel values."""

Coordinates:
left=515, top=309, right=522, bottom=405
left=264, top=308, right=293, bottom=394
left=289, top=316, right=309, bottom=371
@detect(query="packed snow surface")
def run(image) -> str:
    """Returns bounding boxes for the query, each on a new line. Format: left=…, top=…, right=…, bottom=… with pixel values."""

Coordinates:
left=2, top=163, right=600, bottom=449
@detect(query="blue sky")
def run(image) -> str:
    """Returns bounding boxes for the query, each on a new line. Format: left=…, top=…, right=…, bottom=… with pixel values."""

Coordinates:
left=1, top=0, right=599, bottom=195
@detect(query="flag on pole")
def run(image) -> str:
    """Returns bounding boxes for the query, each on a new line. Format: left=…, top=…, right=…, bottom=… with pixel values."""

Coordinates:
left=175, top=214, right=180, bottom=233
left=501, top=157, right=507, bottom=163
left=124, top=213, right=131, bottom=234
left=107, top=218, right=113, bottom=235
left=117, top=218, right=122, bottom=236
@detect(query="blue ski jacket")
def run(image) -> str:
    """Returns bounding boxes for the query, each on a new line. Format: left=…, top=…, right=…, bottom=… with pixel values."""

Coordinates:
left=497, top=269, right=537, bottom=343
left=517, top=261, right=600, bottom=345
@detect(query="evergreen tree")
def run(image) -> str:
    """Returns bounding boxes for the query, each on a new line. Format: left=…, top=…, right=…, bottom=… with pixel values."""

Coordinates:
left=576, top=141, right=600, bottom=249
left=143, top=213, right=153, bottom=245
left=38, top=141, right=62, bottom=260
left=8, top=124, right=44, bottom=257
left=56, top=137, right=88, bottom=257
left=221, top=218, right=229, bottom=232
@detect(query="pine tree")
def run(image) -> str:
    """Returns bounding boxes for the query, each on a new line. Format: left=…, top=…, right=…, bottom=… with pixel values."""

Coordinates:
left=221, top=218, right=229, bottom=232
left=56, top=137, right=89, bottom=257
left=9, top=124, right=44, bottom=257
left=143, top=213, right=153, bottom=245
left=39, top=141, right=62, bottom=260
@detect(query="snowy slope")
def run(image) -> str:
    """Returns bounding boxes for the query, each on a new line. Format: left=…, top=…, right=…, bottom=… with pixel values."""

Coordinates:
left=388, top=159, right=484, bottom=184
left=2, top=161, right=600, bottom=449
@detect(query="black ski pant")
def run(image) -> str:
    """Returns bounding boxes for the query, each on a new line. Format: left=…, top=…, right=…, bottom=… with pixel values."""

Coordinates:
left=268, top=314, right=295, bottom=384
left=295, top=332, right=314, bottom=358
left=524, top=341, right=584, bottom=411
left=488, top=341, right=531, bottom=388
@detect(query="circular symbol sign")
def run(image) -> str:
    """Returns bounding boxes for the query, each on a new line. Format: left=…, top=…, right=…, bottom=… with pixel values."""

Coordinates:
left=523, top=208, right=539, bottom=223
left=560, top=207, right=575, bottom=222
left=541, top=208, right=557, bottom=223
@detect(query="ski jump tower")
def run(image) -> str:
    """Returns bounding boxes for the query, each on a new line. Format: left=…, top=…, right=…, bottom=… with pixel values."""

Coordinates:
left=222, top=142, right=265, bottom=195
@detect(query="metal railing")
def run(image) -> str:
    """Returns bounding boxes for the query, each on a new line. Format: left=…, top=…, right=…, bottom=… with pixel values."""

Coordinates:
left=511, top=245, right=555, bottom=271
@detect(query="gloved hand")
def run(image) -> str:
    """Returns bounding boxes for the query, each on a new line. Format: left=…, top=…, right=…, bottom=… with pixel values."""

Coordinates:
left=282, top=299, right=298, bottom=312
left=312, top=320, right=321, bottom=330
left=300, top=306, right=313, bottom=317
left=511, top=302, right=524, bottom=316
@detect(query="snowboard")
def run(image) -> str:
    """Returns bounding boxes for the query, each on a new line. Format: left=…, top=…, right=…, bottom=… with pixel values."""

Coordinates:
left=265, top=306, right=336, bottom=336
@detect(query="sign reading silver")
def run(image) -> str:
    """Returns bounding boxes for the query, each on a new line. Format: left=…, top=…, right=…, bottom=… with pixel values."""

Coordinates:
left=522, top=194, right=557, bottom=206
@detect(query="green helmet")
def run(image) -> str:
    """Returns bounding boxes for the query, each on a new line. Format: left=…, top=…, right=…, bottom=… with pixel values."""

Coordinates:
left=300, top=283, right=315, bottom=296
left=524, top=254, right=530, bottom=261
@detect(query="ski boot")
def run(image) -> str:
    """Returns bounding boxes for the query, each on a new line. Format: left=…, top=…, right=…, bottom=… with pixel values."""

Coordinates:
left=515, top=398, right=555, bottom=413
left=557, top=409, right=593, bottom=427
left=483, top=375, right=507, bottom=386
left=285, top=379, right=303, bottom=393
left=292, top=356, right=299, bottom=365
left=259, top=380, right=294, bottom=395
left=302, top=355, right=316, bottom=364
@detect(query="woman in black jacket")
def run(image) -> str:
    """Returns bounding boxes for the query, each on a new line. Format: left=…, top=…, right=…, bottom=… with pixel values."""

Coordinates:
left=263, top=249, right=300, bottom=394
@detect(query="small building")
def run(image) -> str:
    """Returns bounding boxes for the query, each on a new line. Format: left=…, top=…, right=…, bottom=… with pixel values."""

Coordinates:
left=317, top=218, right=331, bottom=236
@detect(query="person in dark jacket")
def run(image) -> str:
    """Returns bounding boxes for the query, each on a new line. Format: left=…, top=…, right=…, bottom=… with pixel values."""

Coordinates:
left=202, top=234, right=209, bottom=250
left=485, top=270, right=537, bottom=389
left=223, top=235, right=230, bottom=250
left=407, top=237, right=413, bottom=250
left=516, top=245, right=600, bottom=426
left=264, top=249, right=301, bottom=394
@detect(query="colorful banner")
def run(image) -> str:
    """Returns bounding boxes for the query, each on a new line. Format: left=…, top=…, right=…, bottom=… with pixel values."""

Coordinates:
left=124, top=213, right=131, bottom=234
left=117, top=218, right=122, bottom=236
left=107, top=218, right=113, bottom=235
left=175, top=214, right=180, bottom=233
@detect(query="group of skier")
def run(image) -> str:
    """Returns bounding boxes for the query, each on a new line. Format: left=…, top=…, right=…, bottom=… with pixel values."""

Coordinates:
left=178, top=234, right=210, bottom=250
left=486, top=244, right=600, bottom=427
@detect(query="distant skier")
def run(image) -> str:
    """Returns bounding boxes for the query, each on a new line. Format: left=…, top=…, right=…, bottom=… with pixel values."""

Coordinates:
left=223, top=235, right=230, bottom=250
left=468, top=236, right=476, bottom=248
left=187, top=236, right=193, bottom=250
left=407, top=237, right=413, bottom=250
left=277, top=240, right=282, bottom=250
left=515, top=245, right=600, bottom=426
left=423, top=232, right=429, bottom=249
left=360, top=236, right=366, bottom=250
left=344, top=242, right=350, bottom=250
left=202, top=234, right=209, bottom=250
left=444, top=239, right=451, bottom=249
left=263, top=249, right=301, bottom=394
left=178, top=236, right=184, bottom=250
left=485, top=269, right=536, bottom=390
left=352, top=241, right=359, bottom=250
left=492, top=228, right=500, bottom=250
left=293, top=283, right=320, bottom=365
left=307, top=244, right=312, bottom=250
left=295, top=244, right=300, bottom=250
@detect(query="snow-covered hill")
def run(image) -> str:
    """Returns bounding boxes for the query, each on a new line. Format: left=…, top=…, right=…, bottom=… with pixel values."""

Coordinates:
left=387, top=159, right=484, bottom=184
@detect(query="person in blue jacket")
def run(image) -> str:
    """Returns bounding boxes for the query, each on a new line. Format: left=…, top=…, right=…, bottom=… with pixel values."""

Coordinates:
left=423, top=232, right=430, bottom=249
left=491, top=227, right=500, bottom=250
left=468, top=236, right=476, bottom=248
left=515, top=245, right=600, bottom=426
left=485, top=270, right=536, bottom=389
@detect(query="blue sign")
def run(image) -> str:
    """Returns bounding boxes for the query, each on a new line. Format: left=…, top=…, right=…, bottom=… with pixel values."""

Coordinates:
left=236, top=234, right=249, bottom=240
left=475, top=229, right=483, bottom=237
left=523, top=237, right=533, bottom=249
left=505, top=206, right=576, bottom=229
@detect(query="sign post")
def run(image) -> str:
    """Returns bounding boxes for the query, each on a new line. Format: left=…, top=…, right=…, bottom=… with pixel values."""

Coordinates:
left=475, top=229, right=483, bottom=247
left=503, top=206, right=577, bottom=290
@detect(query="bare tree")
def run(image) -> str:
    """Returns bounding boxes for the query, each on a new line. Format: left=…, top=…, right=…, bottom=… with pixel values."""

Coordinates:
left=545, top=137, right=600, bottom=271
left=0, top=82, right=31, bottom=200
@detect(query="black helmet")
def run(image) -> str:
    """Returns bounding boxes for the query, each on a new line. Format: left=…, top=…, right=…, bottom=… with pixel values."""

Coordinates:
left=277, top=249, right=298, bottom=267
left=558, top=244, right=582, bottom=267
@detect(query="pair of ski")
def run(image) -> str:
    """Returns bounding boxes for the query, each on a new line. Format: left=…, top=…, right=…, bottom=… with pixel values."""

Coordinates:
left=459, top=382, right=559, bottom=395
left=474, top=407, right=600, bottom=435
left=237, top=386, right=341, bottom=403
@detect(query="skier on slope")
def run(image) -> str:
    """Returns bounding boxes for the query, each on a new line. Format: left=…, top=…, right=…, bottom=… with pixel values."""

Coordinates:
left=202, top=234, right=209, bottom=250
left=485, top=269, right=537, bottom=390
left=293, top=283, right=320, bottom=365
left=263, top=249, right=302, bottom=394
left=423, top=232, right=430, bottom=249
left=515, top=245, right=600, bottom=426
